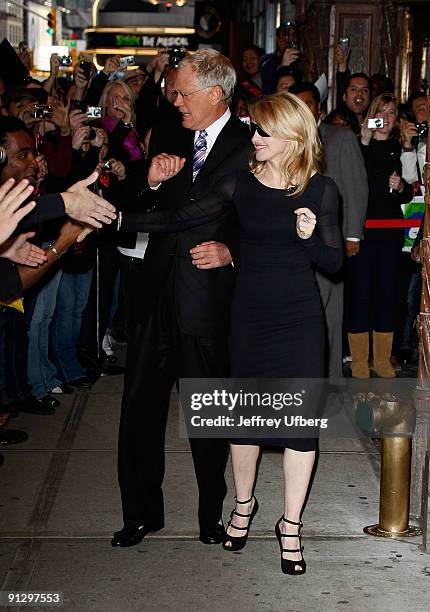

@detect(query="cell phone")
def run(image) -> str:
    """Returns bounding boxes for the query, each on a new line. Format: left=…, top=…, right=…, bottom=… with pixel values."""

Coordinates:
left=79, top=59, right=92, bottom=79
left=339, top=37, right=349, bottom=53
left=119, top=56, right=135, bottom=69
left=288, top=41, right=299, bottom=50
left=368, top=117, right=384, bottom=129
left=60, top=55, right=73, bottom=66
left=33, top=104, right=53, bottom=120
left=87, top=106, right=102, bottom=119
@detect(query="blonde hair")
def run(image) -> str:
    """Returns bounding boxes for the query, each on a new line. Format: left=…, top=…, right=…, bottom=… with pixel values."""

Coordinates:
left=99, top=80, right=136, bottom=124
left=249, top=92, right=322, bottom=197
left=367, top=92, right=397, bottom=119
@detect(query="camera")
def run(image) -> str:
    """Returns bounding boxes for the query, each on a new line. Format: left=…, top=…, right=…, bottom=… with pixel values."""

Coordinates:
left=33, top=104, right=53, bottom=120
left=79, top=59, right=92, bottom=79
left=416, top=122, right=428, bottom=138
left=339, top=37, right=349, bottom=53
left=119, top=56, right=135, bottom=69
left=368, top=117, right=384, bottom=129
left=87, top=106, right=102, bottom=119
left=288, top=41, right=299, bottom=49
left=69, top=100, right=86, bottom=113
left=101, top=160, right=112, bottom=171
left=168, top=47, right=186, bottom=68
left=60, top=55, right=73, bottom=66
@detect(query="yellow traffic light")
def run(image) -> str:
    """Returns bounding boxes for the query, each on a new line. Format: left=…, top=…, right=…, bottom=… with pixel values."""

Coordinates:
left=47, top=9, right=57, bottom=37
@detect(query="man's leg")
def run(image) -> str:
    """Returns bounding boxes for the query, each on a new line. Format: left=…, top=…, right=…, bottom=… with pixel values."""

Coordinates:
left=118, top=309, right=176, bottom=528
left=179, top=333, right=229, bottom=531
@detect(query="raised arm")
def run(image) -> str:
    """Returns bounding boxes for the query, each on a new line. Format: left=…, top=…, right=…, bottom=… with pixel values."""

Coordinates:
left=119, top=163, right=239, bottom=233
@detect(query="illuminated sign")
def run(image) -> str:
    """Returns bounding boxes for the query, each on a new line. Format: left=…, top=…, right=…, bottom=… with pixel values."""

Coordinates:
left=86, top=30, right=196, bottom=51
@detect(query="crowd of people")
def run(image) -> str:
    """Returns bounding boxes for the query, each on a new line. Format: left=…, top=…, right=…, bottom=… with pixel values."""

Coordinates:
left=0, top=22, right=428, bottom=575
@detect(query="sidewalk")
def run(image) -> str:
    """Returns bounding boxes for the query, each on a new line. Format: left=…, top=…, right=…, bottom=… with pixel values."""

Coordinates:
left=1, top=374, right=429, bottom=612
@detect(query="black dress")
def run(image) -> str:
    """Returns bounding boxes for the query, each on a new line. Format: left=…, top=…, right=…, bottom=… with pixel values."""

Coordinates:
left=228, top=172, right=342, bottom=449
left=120, top=170, right=343, bottom=449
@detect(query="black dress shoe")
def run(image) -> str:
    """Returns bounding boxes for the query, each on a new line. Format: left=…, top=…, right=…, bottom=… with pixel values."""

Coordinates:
left=68, top=376, right=94, bottom=389
left=199, top=522, right=225, bottom=545
left=111, top=521, right=164, bottom=547
left=39, top=395, right=60, bottom=409
left=0, top=428, right=28, bottom=444
left=17, top=395, right=57, bottom=415
left=101, top=363, right=125, bottom=376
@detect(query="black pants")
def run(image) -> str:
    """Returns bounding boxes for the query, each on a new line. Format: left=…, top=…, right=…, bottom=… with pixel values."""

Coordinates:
left=347, top=238, right=402, bottom=333
left=0, top=308, right=31, bottom=405
left=118, top=297, right=229, bottom=527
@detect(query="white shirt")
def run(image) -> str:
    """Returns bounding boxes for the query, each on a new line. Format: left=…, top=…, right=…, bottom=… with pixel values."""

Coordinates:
left=117, top=232, right=149, bottom=259
left=193, top=108, right=231, bottom=162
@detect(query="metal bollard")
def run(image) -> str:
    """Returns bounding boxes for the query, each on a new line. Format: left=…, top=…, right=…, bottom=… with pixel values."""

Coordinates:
left=356, top=393, right=422, bottom=538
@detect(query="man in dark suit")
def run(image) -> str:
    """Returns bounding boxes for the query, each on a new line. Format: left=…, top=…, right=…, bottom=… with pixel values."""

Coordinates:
left=112, top=49, right=253, bottom=547
left=290, top=83, right=368, bottom=383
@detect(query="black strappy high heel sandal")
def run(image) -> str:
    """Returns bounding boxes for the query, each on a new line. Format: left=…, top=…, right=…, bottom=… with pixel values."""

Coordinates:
left=222, top=496, right=259, bottom=552
left=275, top=516, right=306, bottom=575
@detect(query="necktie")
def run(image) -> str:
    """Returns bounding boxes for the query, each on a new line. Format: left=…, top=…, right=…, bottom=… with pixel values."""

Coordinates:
left=192, top=130, right=208, bottom=181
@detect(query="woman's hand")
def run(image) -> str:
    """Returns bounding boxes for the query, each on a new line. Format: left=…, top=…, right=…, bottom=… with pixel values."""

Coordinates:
left=360, top=119, right=373, bottom=146
left=0, top=232, right=47, bottom=266
left=389, top=171, right=403, bottom=193
left=148, top=154, right=186, bottom=187
left=111, top=94, right=132, bottom=123
left=294, top=207, right=317, bottom=240
left=108, top=159, right=127, bottom=181
left=72, top=125, right=90, bottom=150
left=50, top=53, right=61, bottom=78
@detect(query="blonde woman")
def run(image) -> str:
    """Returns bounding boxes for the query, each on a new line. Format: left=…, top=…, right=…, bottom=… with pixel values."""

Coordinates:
left=99, top=80, right=143, bottom=162
left=116, top=93, right=343, bottom=574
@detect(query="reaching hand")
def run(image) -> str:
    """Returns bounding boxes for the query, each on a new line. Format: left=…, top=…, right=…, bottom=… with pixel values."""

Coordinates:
left=0, top=178, right=36, bottom=244
left=334, top=44, right=349, bottom=71
left=103, top=55, right=121, bottom=75
left=63, top=172, right=117, bottom=228
left=148, top=154, right=186, bottom=187
left=294, top=207, right=317, bottom=240
left=69, top=108, right=87, bottom=133
left=360, top=119, right=373, bottom=146
left=0, top=232, right=47, bottom=266
left=189, top=241, right=233, bottom=269
left=50, top=53, right=61, bottom=77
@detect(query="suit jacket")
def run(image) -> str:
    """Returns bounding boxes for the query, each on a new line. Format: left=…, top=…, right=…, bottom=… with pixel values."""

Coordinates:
left=319, top=122, right=368, bottom=240
left=123, top=113, right=253, bottom=337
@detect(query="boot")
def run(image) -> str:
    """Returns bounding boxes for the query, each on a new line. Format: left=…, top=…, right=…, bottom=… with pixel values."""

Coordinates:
left=373, top=331, right=396, bottom=378
left=348, top=332, right=370, bottom=378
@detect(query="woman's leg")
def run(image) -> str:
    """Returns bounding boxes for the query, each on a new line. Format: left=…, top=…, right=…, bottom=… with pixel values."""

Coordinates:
left=224, top=443, right=260, bottom=544
left=280, top=448, right=316, bottom=568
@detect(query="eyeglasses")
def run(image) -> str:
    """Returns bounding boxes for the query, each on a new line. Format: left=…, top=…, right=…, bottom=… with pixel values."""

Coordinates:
left=250, top=122, right=271, bottom=138
left=171, top=86, right=213, bottom=99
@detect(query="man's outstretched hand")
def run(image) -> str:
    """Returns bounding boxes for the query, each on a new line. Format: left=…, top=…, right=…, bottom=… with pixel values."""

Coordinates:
left=62, top=172, right=117, bottom=228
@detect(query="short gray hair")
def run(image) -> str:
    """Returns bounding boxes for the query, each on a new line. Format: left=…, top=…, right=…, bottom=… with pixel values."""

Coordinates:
left=178, top=49, right=237, bottom=105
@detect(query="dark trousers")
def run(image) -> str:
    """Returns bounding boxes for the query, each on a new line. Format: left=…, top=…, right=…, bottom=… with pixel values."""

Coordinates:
left=118, top=296, right=229, bottom=527
left=0, top=308, right=31, bottom=405
left=347, top=238, right=402, bottom=333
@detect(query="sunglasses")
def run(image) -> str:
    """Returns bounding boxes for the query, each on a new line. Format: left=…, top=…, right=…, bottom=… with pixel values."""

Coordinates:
left=250, top=122, right=271, bottom=138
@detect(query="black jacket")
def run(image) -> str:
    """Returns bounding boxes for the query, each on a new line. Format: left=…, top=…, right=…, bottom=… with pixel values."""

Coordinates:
left=120, top=114, right=253, bottom=336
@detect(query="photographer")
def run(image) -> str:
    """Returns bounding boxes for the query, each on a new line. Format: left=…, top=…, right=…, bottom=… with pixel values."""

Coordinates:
left=400, top=91, right=428, bottom=186
left=260, top=22, right=301, bottom=94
